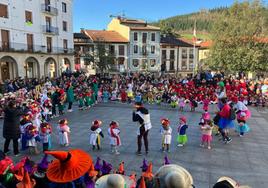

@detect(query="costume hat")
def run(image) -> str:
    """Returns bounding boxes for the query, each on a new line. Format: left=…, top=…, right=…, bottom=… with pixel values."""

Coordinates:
left=0, top=154, right=13, bottom=175
left=92, top=120, right=102, bottom=126
left=161, top=118, right=170, bottom=126
left=34, top=154, right=49, bottom=178
left=101, top=160, right=113, bottom=175
left=45, top=149, right=93, bottom=183
left=231, top=96, right=239, bottom=103
left=139, top=176, right=146, bottom=188
left=117, top=162, right=124, bottom=175
left=16, top=168, right=36, bottom=188
left=140, top=159, right=149, bottom=172
left=94, top=157, right=102, bottom=171
left=153, top=164, right=193, bottom=188
left=88, top=163, right=98, bottom=177
left=214, top=177, right=251, bottom=188
left=142, top=162, right=153, bottom=180
left=164, top=155, right=171, bottom=165
left=179, top=116, right=187, bottom=124
left=95, top=174, right=134, bottom=188
left=58, top=119, right=68, bottom=125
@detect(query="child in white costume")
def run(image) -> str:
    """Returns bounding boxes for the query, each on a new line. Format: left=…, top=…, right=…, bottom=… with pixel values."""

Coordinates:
left=57, top=119, right=70, bottom=147
left=160, top=118, right=172, bottom=152
left=89, top=120, right=104, bottom=150
left=108, top=121, right=121, bottom=155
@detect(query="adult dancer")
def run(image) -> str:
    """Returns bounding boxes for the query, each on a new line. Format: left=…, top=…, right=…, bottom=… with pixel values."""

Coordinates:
left=132, top=102, right=152, bottom=155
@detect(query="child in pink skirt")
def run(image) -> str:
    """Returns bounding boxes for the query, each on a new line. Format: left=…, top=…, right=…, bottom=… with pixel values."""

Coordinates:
left=200, top=120, right=213, bottom=149
left=203, top=98, right=210, bottom=112
left=178, top=96, right=185, bottom=111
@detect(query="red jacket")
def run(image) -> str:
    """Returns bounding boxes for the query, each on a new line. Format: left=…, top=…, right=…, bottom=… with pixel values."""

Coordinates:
left=219, top=104, right=231, bottom=119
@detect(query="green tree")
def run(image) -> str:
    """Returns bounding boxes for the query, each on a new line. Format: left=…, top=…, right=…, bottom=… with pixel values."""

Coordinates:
left=93, top=38, right=116, bottom=74
left=208, top=0, right=268, bottom=74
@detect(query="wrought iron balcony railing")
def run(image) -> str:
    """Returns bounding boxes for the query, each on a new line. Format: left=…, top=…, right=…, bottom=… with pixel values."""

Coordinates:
left=41, top=4, right=58, bottom=16
left=0, top=42, right=74, bottom=54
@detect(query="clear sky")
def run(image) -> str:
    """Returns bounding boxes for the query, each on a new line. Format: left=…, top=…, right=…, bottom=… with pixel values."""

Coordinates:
left=73, top=0, right=267, bottom=32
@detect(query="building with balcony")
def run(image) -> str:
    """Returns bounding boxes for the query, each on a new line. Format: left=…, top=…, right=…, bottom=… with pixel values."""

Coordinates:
left=74, top=29, right=128, bottom=74
left=107, top=17, right=161, bottom=72
left=160, top=35, right=199, bottom=77
left=0, top=0, right=74, bottom=82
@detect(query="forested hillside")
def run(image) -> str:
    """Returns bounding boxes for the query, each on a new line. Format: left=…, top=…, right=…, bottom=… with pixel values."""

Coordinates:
left=152, top=5, right=268, bottom=37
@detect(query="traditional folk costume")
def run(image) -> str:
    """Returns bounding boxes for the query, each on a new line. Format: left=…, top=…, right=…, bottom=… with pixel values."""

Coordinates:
left=42, top=99, right=52, bottom=122
left=170, top=94, right=178, bottom=108
left=111, top=90, right=118, bottom=101
left=25, top=124, right=40, bottom=155
left=39, top=122, right=52, bottom=151
left=200, top=122, right=213, bottom=149
left=102, top=90, right=110, bottom=103
left=120, top=89, right=127, bottom=103
left=20, top=113, right=33, bottom=151
left=84, top=89, right=93, bottom=108
left=58, top=89, right=66, bottom=115
left=155, top=93, right=162, bottom=105
left=203, top=98, right=210, bottom=112
left=108, top=121, right=121, bottom=155
left=97, top=90, right=103, bottom=103
left=160, top=118, right=172, bottom=152
left=177, top=116, right=188, bottom=147
left=147, top=90, right=154, bottom=104
left=178, top=97, right=185, bottom=111
left=135, top=92, right=142, bottom=103
left=57, top=119, right=70, bottom=147
left=89, top=120, right=104, bottom=150
left=77, top=93, right=84, bottom=110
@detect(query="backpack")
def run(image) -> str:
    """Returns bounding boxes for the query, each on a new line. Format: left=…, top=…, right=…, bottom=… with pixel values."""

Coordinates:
left=229, top=108, right=236, bottom=120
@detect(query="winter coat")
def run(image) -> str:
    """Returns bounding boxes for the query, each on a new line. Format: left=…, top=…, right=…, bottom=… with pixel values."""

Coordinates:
left=3, top=107, right=25, bottom=139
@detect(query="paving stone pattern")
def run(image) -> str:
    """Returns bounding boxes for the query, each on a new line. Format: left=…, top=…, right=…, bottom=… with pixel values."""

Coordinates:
left=1, top=102, right=267, bottom=188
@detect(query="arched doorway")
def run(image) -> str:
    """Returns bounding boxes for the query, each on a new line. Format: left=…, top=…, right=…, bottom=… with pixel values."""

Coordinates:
left=44, top=57, right=57, bottom=78
left=0, top=56, right=18, bottom=82
left=62, top=58, right=71, bottom=73
left=25, top=57, right=40, bottom=78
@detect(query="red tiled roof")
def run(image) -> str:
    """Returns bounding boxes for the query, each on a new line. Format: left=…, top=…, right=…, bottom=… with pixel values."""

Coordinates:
left=129, top=25, right=160, bottom=31
left=83, top=30, right=128, bottom=43
left=200, top=41, right=213, bottom=48
left=119, top=18, right=146, bottom=25
left=257, top=37, right=268, bottom=43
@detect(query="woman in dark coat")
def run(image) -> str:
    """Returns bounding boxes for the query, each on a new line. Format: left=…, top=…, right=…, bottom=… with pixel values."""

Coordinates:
left=2, top=100, right=25, bottom=155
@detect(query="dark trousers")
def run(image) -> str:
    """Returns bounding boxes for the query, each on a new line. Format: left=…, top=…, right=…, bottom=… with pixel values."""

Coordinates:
left=43, top=143, right=49, bottom=152
left=4, top=138, right=19, bottom=155
left=68, top=102, right=73, bottom=110
left=137, top=125, right=149, bottom=152
left=52, top=104, right=57, bottom=116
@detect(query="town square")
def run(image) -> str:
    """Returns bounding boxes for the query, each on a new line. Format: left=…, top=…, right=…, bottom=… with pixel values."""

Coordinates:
left=0, top=0, right=268, bottom=188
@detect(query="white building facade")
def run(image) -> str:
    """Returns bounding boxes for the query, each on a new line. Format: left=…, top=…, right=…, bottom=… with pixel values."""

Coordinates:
left=129, top=29, right=161, bottom=72
left=160, top=35, right=198, bottom=77
left=107, top=18, right=161, bottom=72
left=0, top=0, right=74, bottom=82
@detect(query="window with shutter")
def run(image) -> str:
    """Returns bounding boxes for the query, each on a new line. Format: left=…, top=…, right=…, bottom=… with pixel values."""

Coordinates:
left=0, top=4, right=8, bottom=18
left=25, top=11, right=33, bottom=23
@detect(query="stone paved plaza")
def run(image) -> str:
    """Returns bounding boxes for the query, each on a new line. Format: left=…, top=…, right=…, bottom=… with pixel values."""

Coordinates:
left=1, top=102, right=268, bottom=188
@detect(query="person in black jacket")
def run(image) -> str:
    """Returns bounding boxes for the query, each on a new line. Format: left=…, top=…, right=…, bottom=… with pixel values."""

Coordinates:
left=2, top=100, right=25, bottom=156
left=132, top=102, right=152, bottom=155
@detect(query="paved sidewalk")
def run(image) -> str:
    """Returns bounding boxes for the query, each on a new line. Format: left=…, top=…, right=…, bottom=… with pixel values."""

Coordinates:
left=0, top=103, right=267, bottom=188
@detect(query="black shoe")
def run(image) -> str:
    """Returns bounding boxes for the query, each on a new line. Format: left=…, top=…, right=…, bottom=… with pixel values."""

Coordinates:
left=14, top=153, right=20, bottom=157
left=145, top=151, right=149, bottom=155
left=225, top=138, right=232, bottom=144
left=4, top=149, right=10, bottom=155
left=136, top=151, right=142, bottom=156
